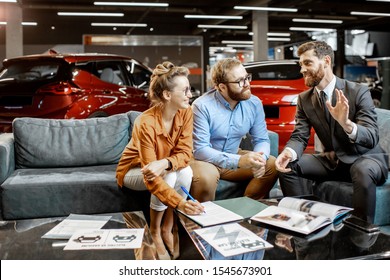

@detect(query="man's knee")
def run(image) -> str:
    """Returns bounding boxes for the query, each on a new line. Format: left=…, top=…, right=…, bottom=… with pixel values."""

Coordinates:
left=190, top=160, right=220, bottom=201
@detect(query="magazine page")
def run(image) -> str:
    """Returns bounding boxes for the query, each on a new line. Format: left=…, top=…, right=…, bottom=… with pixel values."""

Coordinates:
left=251, top=205, right=331, bottom=235
left=194, top=223, right=273, bottom=257
left=278, top=197, right=352, bottom=221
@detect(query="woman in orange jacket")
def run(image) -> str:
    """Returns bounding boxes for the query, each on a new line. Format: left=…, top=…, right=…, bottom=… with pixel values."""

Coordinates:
left=116, top=61, right=204, bottom=260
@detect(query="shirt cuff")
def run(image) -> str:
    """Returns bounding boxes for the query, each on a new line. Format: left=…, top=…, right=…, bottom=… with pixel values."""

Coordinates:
left=345, top=122, right=357, bottom=141
left=285, top=147, right=298, bottom=162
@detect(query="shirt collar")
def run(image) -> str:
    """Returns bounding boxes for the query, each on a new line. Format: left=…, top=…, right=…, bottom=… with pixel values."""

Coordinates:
left=316, top=75, right=336, bottom=101
left=215, top=89, right=236, bottom=110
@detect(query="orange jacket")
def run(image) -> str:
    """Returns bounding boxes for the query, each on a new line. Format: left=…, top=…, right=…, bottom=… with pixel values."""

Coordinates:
left=116, top=105, right=193, bottom=208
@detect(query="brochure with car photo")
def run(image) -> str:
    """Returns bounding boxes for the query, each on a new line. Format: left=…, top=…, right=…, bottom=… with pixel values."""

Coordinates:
left=194, top=223, right=273, bottom=257
left=251, top=197, right=352, bottom=235
left=64, top=228, right=144, bottom=250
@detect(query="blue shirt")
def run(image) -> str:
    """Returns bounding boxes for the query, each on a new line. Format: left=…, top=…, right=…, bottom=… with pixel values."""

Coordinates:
left=192, top=89, right=270, bottom=169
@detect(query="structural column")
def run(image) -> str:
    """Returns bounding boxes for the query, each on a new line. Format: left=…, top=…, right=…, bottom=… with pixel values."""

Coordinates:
left=252, top=10, right=268, bottom=60
left=5, top=3, right=23, bottom=59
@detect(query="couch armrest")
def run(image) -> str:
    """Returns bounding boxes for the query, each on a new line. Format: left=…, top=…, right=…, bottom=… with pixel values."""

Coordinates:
left=0, top=133, right=15, bottom=185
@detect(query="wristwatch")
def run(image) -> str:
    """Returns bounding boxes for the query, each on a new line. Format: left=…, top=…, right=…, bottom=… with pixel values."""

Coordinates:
left=166, top=159, right=172, bottom=171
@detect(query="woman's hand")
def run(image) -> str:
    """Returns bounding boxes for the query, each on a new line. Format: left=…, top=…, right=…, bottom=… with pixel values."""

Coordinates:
left=177, top=199, right=205, bottom=215
left=141, top=159, right=167, bottom=181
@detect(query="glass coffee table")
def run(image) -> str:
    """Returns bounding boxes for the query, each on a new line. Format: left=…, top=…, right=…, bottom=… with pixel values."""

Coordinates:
left=0, top=211, right=158, bottom=260
left=177, top=199, right=390, bottom=260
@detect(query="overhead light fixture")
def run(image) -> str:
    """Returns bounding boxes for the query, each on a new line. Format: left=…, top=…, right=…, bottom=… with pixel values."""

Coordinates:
left=94, top=1, right=169, bottom=7
left=58, top=12, right=124, bottom=17
left=267, top=37, right=291, bottom=42
left=198, top=24, right=247, bottom=29
left=91, top=23, right=147, bottom=27
left=290, top=27, right=336, bottom=32
left=267, top=32, right=290, bottom=37
left=366, top=0, right=390, bottom=2
left=351, top=11, right=390, bottom=17
left=0, top=1, right=17, bottom=2
left=292, top=18, right=343, bottom=24
left=222, top=40, right=253, bottom=44
left=0, top=21, right=37, bottom=26
left=234, top=6, right=298, bottom=12
left=226, top=44, right=253, bottom=48
left=22, top=22, right=38, bottom=26
left=185, top=15, right=243, bottom=20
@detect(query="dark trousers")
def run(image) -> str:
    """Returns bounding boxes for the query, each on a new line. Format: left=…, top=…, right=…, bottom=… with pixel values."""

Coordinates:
left=279, top=154, right=385, bottom=223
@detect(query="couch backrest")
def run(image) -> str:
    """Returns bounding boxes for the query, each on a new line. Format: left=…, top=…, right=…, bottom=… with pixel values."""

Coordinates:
left=13, top=114, right=130, bottom=168
left=376, top=108, right=390, bottom=167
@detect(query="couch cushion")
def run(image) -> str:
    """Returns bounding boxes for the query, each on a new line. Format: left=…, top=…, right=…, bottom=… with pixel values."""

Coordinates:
left=13, top=114, right=130, bottom=168
left=1, top=165, right=150, bottom=219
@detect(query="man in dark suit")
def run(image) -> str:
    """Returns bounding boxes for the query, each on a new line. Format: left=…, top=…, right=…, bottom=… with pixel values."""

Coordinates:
left=275, top=41, right=388, bottom=223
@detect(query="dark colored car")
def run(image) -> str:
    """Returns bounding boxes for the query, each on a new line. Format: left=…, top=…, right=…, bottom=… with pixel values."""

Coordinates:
left=244, top=60, right=315, bottom=152
left=0, top=51, right=152, bottom=133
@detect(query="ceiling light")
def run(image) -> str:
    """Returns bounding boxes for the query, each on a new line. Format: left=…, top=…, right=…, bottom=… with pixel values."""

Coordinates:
left=292, top=18, right=343, bottom=24
left=267, top=37, right=291, bottom=42
left=366, top=0, right=390, bottom=2
left=0, top=1, right=17, bottom=2
left=185, top=15, right=243, bottom=20
left=290, top=27, right=336, bottom=32
left=226, top=44, right=253, bottom=48
left=234, top=6, right=298, bottom=12
left=267, top=32, right=290, bottom=37
left=0, top=21, right=37, bottom=26
left=91, top=23, right=147, bottom=27
left=198, top=24, right=247, bottom=29
left=351, top=11, right=390, bottom=17
left=94, top=2, right=169, bottom=7
left=22, top=22, right=38, bottom=26
left=58, top=12, right=124, bottom=17
left=222, top=40, right=253, bottom=44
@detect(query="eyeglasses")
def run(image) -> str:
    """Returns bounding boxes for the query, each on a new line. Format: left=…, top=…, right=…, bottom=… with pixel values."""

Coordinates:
left=171, top=86, right=192, bottom=96
left=224, top=73, right=252, bottom=88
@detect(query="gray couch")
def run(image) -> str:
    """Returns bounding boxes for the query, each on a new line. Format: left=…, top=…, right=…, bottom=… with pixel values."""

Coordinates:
left=312, top=108, right=390, bottom=226
left=0, top=111, right=279, bottom=220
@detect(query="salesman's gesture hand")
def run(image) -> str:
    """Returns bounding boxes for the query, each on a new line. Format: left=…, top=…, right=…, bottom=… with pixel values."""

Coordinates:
left=275, top=149, right=293, bottom=173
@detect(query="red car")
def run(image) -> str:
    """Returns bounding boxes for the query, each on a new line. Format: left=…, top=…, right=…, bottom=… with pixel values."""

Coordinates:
left=0, top=51, right=152, bottom=133
left=244, top=60, right=315, bottom=153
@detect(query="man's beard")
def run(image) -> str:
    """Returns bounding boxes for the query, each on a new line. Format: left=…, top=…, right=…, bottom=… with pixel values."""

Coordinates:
left=303, top=66, right=324, bottom=87
left=227, top=86, right=251, bottom=101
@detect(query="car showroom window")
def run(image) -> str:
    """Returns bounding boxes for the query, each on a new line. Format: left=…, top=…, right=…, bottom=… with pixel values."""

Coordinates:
left=125, top=61, right=151, bottom=90
left=96, top=61, right=126, bottom=86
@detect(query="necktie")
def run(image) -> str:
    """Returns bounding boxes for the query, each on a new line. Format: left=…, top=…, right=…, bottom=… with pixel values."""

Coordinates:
left=320, top=91, right=330, bottom=123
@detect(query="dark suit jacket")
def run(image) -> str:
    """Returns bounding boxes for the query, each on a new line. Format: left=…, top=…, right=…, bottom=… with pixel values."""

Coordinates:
left=286, top=76, right=388, bottom=179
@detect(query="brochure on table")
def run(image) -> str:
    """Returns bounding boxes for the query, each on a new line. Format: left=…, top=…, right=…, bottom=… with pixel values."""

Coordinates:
left=42, top=214, right=112, bottom=239
left=194, top=223, right=273, bottom=257
left=178, top=201, right=244, bottom=227
left=64, top=228, right=144, bottom=250
left=251, top=197, right=352, bottom=235
left=178, top=197, right=268, bottom=227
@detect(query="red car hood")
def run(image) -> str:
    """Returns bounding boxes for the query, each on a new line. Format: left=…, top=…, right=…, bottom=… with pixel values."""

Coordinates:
left=250, top=83, right=307, bottom=105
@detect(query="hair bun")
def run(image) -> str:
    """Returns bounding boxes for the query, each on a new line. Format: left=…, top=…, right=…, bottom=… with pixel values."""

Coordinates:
left=152, top=61, right=175, bottom=77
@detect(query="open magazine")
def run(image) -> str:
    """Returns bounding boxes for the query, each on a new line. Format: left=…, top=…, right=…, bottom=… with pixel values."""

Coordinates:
left=250, top=197, right=353, bottom=235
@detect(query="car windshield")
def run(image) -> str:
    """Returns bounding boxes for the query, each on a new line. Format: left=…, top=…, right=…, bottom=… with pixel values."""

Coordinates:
left=0, top=61, right=60, bottom=82
left=246, top=63, right=302, bottom=80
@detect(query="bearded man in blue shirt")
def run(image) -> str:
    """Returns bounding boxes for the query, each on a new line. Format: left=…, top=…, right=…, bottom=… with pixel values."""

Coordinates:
left=190, top=58, right=278, bottom=201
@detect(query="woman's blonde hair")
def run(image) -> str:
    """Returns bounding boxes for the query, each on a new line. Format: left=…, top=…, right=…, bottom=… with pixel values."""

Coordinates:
left=149, top=61, right=189, bottom=105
